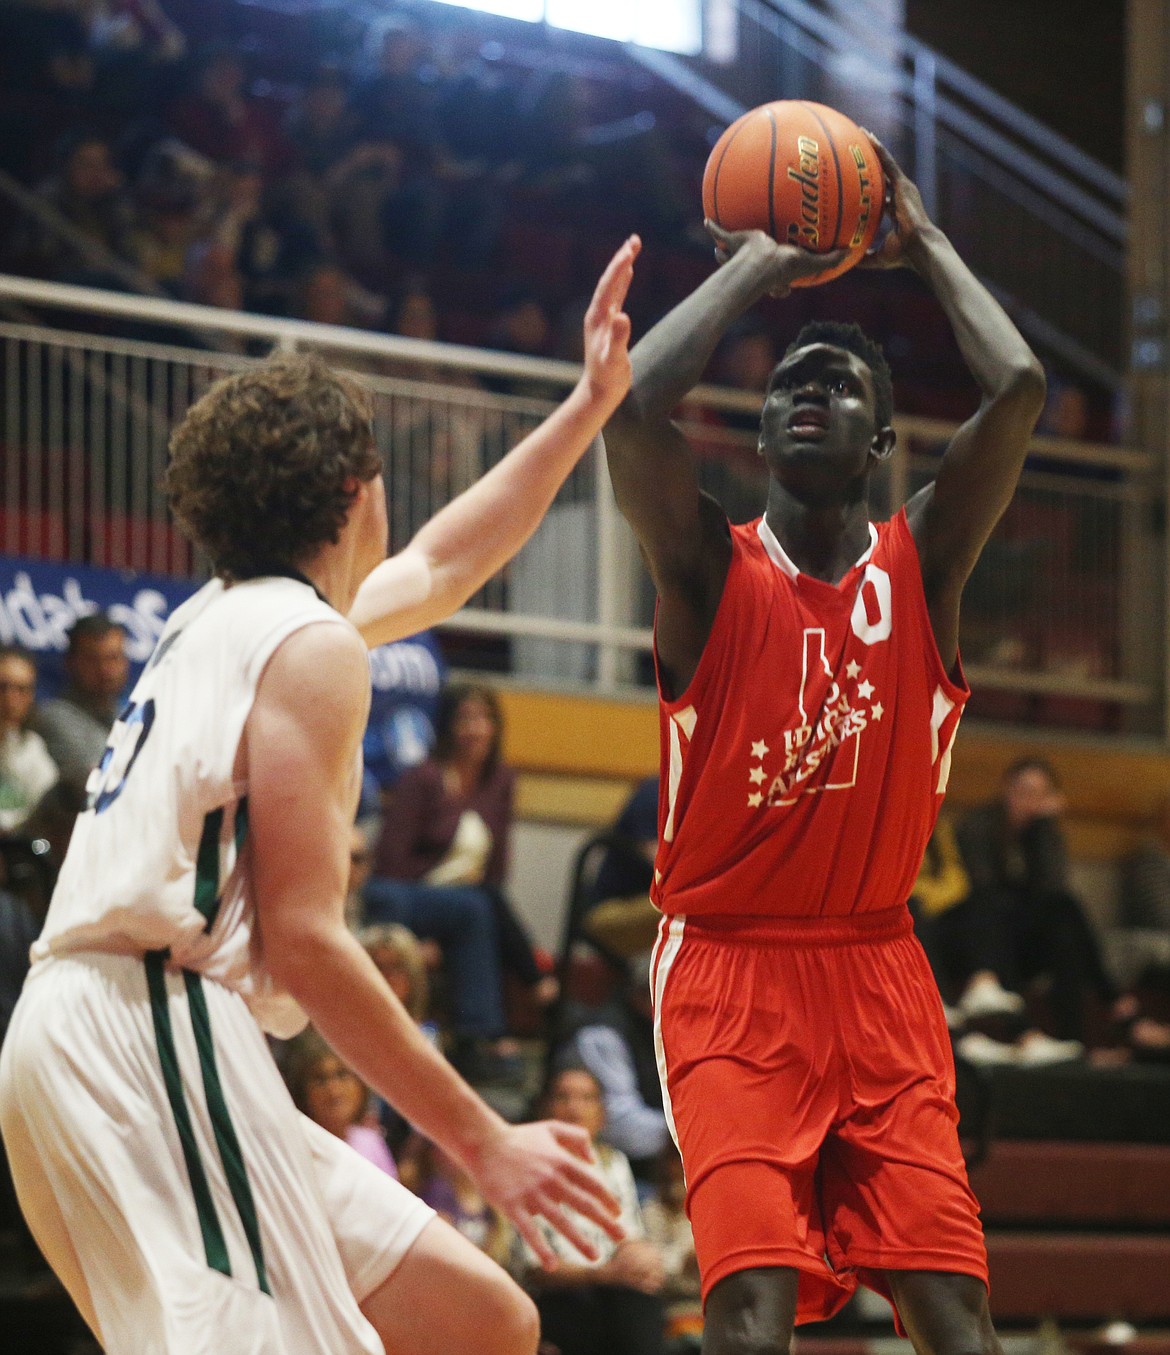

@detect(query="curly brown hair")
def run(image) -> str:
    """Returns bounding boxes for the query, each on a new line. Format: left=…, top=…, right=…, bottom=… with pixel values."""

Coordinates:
left=166, top=354, right=382, bottom=579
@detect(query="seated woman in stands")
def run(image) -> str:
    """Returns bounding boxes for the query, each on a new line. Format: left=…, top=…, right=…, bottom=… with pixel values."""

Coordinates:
left=364, top=682, right=555, bottom=1079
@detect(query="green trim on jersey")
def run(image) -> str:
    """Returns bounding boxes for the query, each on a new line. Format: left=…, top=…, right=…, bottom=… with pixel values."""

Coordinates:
left=194, top=808, right=224, bottom=928
left=144, top=951, right=231, bottom=1279
left=184, top=971, right=271, bottom=1295
left=234, top=796, right=248, bottom=853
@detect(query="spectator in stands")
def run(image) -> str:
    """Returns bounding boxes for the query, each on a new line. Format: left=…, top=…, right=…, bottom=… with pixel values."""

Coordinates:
left=371, top=682, right=556, bottom=1022
left=13, top=129, right=135, bottom=281
left=0, top=647, right=58, bottom=834
left=484, top=289, right=554, bottom=403
left=514, top=1065, right=666, bottom=1355
left=35, top=613, right=128, bottom=781
left=324, top=133, right=444, bottom=281
left=490, top=287, right=551, bottom=359
left=392, top=279, right=440, bottom=343
left=581, top=775, right=659, bottom=958
left=284, top=1027, right=398, bottom=1178
left=950, top=759, right=1124, bottom=1044
left=360, top=919, right=440, bottom=1154
left=169, top=44, right=290, bottom=175
left=286, top=64, right=362, bottom=182
left=910, top=817, right=1088, bottom=1066
left=129, top=158, right=203, bottom=294
left=297, top=260, right=386, bottom=330
left=397, top=1134, right=512, bottom=1267
left=184, top=164, right=317, bottom=318
left=283, top=65, right=363, bottom=249
left=354, top=14, right=446, bottom=172
left=554, top=951, right=668, bottom=1182
left=641, top=1147, right=701, bottom=1354
left=361, top=920, right=434, bottom=1030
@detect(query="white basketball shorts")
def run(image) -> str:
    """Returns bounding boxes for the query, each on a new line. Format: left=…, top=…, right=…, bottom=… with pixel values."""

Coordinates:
left=0, top=951, right=434, bottom=1354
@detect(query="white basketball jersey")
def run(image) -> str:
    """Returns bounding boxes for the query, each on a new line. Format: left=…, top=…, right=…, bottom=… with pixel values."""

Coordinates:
left=33, top=575, right=361, bottom=1037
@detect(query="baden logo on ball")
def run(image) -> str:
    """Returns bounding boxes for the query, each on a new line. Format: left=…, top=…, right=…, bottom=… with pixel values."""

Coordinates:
left=702, top=100, right=885, bottom=287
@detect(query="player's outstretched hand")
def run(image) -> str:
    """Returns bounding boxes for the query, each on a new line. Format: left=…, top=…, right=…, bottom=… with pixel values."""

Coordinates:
left=858, top=133, right=936, bottom=270
left=704, top=220, right=846, bottom=297
left=582, top=234, right=641, bottom=410
left=472, top=1118, right=625, bottom=1269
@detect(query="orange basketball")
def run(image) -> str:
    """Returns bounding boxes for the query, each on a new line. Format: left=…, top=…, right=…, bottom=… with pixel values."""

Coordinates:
left=702, top=100, right=884, bottom=287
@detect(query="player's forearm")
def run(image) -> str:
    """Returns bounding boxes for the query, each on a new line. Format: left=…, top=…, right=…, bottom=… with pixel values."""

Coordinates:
left=273, top=925, right=507, bottom=1174
left=349, top=376, right=613, bottom=647
left=624, top=240, right=775, bottom=421
left=907, top=227, right=1045, bottom=400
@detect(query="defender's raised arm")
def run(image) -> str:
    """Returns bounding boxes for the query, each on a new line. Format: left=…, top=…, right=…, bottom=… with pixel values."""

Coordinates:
left=349, top=235, right=639, bottom=650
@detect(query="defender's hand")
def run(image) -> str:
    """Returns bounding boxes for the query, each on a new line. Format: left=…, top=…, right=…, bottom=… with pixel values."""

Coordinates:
left=858, top=133, right=936, bottom=270
left=582, top=234, right=640, bottom=409
left=471, top=1119, right=625, bottom=1270
left=705, top=220, right=846, bottom=297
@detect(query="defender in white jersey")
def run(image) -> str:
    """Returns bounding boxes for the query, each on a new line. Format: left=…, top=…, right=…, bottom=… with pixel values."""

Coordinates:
left=0, top=236, right=641, bottom=1355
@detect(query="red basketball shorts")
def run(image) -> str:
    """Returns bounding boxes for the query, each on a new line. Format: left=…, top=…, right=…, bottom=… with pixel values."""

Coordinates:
left=649, top=906, right=988, bottom=1326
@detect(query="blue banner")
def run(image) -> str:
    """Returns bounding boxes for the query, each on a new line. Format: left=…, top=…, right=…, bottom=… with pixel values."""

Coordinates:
left=0, top=556, right=446, bottom=774
left=0, top=556, right=197, bottom=700
left=364, top=630, right=447, bottom=792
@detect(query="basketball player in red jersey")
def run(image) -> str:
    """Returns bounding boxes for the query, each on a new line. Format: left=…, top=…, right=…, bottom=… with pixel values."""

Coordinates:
left=604, top=138, right=1045, bottom=1354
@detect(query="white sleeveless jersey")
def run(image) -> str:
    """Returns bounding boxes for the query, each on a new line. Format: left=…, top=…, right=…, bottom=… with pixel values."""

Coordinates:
left=33, top=576, right=362, bottom=1037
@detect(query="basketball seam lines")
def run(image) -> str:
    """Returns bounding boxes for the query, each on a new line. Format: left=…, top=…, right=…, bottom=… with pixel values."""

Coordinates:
left=765, top=108, right=778, bottom=241
left=711, top=115, right=748, bottom=226
left=801, top=102, right=844, bottom=247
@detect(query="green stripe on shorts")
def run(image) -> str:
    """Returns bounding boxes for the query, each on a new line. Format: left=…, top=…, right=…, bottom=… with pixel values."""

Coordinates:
left=194, top=808, right=225, bottom=928
left=144, top=951, right=231, bottom=1279
left=184, top=970, right=271, bottom=1296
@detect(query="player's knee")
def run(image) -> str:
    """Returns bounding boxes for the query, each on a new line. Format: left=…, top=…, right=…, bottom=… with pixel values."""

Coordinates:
left=480, top=1279, right=539, bottom=1355
left=705, top=1270, right=798, bottom=1355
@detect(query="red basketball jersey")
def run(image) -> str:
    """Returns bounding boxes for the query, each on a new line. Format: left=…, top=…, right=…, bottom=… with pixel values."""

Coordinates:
left=651, top=508, right=967, bottom=918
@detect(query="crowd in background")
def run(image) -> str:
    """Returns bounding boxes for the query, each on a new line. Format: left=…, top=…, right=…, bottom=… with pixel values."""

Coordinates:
left=3, top=614, right=1170, bottom=1349
left=0, top=0, right=1120, bottom=439
left=0, top=0, right=703, bottom=368
left=0, top=2, right=1156, bottom=1349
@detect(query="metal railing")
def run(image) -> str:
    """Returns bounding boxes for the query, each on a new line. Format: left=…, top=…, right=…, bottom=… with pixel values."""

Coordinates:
left=636, top=0, right=1125, bottom=389
left=0, top=272, right=1160, bottom=728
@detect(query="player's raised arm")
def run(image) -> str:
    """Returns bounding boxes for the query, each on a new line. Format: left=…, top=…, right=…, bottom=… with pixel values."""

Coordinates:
left=605, top=229, right=844, bottom=696
left=348, top=236, right=639, bottom=650
left=862, top=136, right=1047, bottom=669
left=248, top=623, right=624, bottom=1268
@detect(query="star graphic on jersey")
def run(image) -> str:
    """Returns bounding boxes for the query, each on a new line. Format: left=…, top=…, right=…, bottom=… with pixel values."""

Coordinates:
left=845, top=660, right=861, bottom=680
left=748, top=791, right=763, bottom=808
left=871, top=701, right=884, bottom=721
left=751, top=739, right=769, bottom=759
left=856, top=678, right=875, bottom=699
left=748, top=765, right=765, bottom=785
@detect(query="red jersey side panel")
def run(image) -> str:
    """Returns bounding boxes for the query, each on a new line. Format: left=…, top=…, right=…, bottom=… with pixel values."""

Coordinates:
left=652, top=508, right=967, bottom=918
